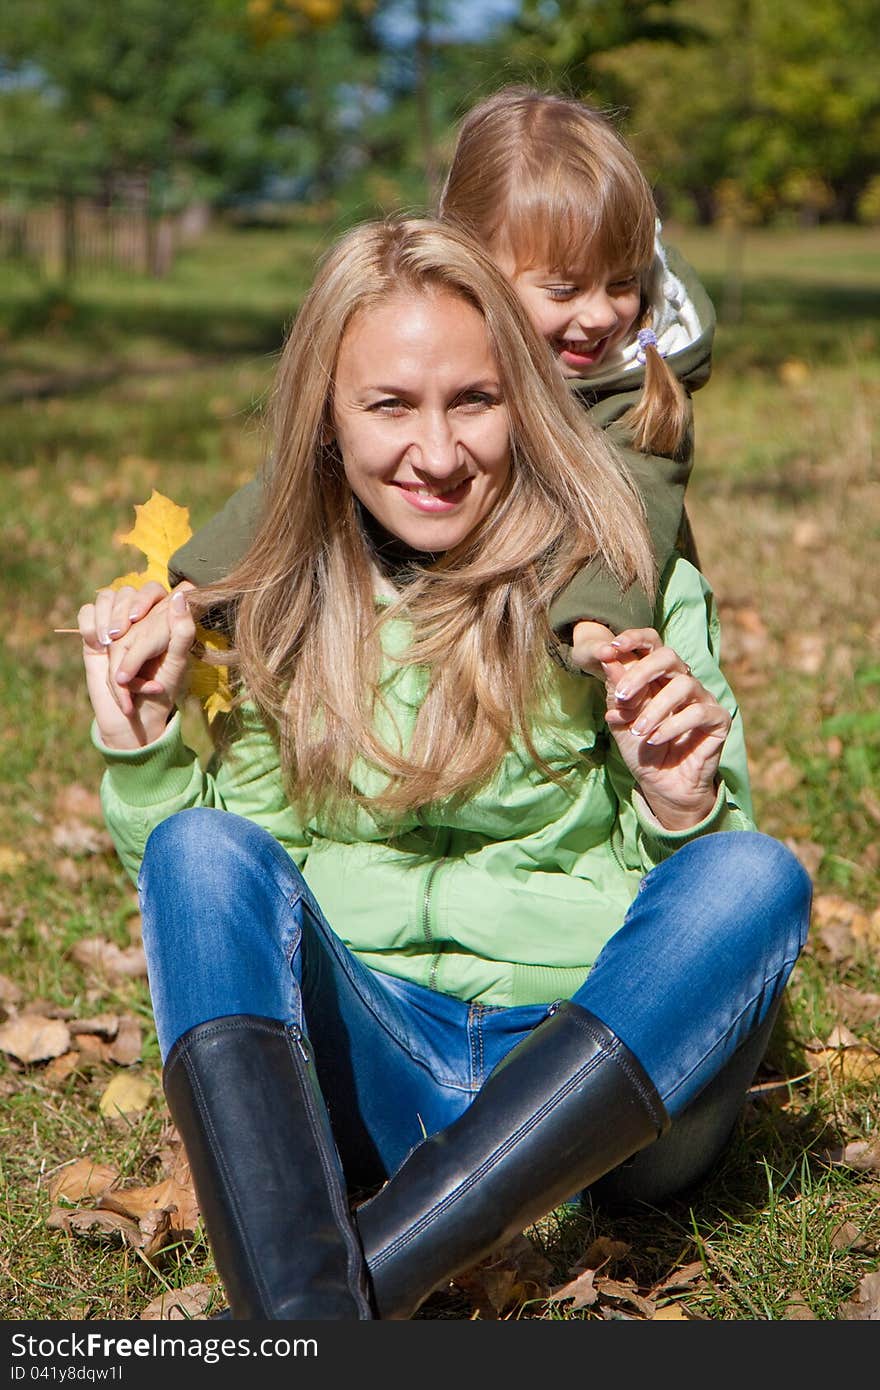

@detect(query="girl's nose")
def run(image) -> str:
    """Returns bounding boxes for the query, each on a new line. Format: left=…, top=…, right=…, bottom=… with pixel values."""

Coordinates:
left=574, top=290, right=617, bottom=335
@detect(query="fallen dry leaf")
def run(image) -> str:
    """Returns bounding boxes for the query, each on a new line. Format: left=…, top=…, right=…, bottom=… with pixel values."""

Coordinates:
left=53, top=785, right=103, bottom=820
left=0, top=974, right=22, bottom=1006
left=786, top=633, right=825, bottom=676
left=70, top=936, right=148, bottom=980
left=107, top=1015, right=142, bottom=1066
left=783, top=1294, right=817, bottom=1320
left=99, top=1072, right=153, bottom=1118
left=830, top=1220, right=877, bottom=1254
left=837, top=1271, right=880, bottom=1320
left=44, top=1051, right=81, bottom=1084
left=547, top=1267, right=598, bottom=1311
left=754, top=756, right=803, bottom=795
left=48, top=1207, right=141, bottom=1244
left=50, top=821, right=113, bottom=857
left=48, top=1158, right=118, bottom=1204
left=99, top=1175, right=199, bottom=1232
left=138, top=1208, right=176, bottom=1259
left=828, top=983, right=880, bottom=1027
left=0, top=846, right=28, bottom=875
left=72, top=1033, right=114, bottom=1064
left=0, top=1013, right=71, bottom=1063
left=70, top=1015, right=119, bottom=1039
left=806, top=1026, right=880, bottom=1086
left=140, top=1283, right=216, bottom=1321
left=594, top=1277, right=657, bottom=1318
left=653, top=1261, right=706, bottom=1295
left=824, top=1138, right=880, bottom=1173
left=652, top=1304, right=690, bottom=1320
left=784, top=838, right=825, bottom=879
left=852, top=905, right=880, bottom=952
left=452, top=1233, right=553, bottom=1317
left=570, top=1236, right=630, bottom=1274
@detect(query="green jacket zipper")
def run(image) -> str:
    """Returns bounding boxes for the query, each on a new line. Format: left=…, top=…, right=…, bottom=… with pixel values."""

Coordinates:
left=421, top=854, right=446, bottom=991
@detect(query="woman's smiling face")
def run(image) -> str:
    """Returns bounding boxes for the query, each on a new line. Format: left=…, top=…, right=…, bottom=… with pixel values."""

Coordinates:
left=331, top=288, right=512, bottom=553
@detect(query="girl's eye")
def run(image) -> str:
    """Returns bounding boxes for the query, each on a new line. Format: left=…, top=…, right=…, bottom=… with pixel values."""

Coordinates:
left=609, top=276, right=639, bottom=293
left=545, top=285, right=578, bottom=301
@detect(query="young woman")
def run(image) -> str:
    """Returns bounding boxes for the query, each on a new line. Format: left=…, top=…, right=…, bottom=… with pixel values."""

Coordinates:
left=79, top=218, right=810, bottom=1321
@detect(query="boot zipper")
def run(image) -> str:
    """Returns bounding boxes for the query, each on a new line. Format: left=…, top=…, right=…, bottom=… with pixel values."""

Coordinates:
left=289, top=1023, right=310, bottom=1063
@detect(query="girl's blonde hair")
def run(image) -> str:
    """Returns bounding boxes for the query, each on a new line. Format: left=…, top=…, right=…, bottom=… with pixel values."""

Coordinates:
left=439, top=85, right=690, bottom=457
left=197, top=217, right=655, bottom=821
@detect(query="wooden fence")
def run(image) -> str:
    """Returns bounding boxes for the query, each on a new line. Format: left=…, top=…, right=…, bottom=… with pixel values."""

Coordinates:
left=0, top=194, right=212, bottom=278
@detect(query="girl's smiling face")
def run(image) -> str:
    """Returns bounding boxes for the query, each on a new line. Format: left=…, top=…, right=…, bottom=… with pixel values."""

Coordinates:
left=332, top=288, right=512, bottom=553
left=496, top=257, right=642, bottom=379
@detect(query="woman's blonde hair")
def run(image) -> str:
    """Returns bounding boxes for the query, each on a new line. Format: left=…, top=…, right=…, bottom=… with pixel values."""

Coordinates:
left=439, top=86, right=690, bottom=457
left=197, top=217, right=655, bottom=821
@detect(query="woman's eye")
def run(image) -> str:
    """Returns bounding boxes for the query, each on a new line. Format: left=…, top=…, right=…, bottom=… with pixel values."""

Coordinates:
left=455, top=391, right=499, bottom=410
left=369, top=398, right=406, bottom=413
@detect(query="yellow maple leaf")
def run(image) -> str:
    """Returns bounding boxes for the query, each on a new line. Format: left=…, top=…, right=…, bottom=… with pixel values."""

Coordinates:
left=112, top=490, right=193, bottom=592
left=108, top=492, right=233, bottom=723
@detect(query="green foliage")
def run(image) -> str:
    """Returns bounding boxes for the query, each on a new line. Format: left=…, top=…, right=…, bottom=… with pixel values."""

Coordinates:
left=595, top=0, right=880, bottom=223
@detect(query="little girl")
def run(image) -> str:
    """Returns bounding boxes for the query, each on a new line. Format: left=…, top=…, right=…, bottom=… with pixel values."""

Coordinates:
left=96, top=86, right=715, bottom=683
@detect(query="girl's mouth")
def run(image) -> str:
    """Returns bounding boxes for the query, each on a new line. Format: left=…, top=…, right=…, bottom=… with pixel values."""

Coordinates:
left=395, top=478, right=472, bottom=512
left=557, top=337, right=609, bottom=369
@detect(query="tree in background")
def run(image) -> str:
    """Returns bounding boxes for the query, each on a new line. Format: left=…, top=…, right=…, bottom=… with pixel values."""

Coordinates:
left=590, top=0, right=880, bottom=226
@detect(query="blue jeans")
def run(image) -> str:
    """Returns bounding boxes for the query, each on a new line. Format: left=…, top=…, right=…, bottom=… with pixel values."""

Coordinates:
left=139, top=809, right=811, bottom=1201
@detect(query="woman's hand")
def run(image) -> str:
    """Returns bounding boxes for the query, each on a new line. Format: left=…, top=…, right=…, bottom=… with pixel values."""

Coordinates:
left=595, top=628, right=731, bottom=831
left=89, top=581, right=195, bottom=717
left=78, top=589, right=195, bottom=749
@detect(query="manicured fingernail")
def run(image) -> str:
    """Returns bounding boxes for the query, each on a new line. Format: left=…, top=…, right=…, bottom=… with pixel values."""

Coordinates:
left=128, top=610, right=141, bottom=621
left=615, top=685, right=631, bottom=700
left=632, top=720, right=648, bottom=736
left=107, top=627, right=122, bottom=638
left=171, top=591, right=188, bottom=612
left=98, top=631, right=111, bottom=646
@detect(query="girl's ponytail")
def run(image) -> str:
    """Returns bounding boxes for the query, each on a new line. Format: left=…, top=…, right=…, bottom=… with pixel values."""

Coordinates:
left=624, top=322, right=691, bottom=458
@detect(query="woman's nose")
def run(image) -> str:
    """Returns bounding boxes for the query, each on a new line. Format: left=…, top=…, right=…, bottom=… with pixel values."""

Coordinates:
left=410, top=413, right=460, bottom=476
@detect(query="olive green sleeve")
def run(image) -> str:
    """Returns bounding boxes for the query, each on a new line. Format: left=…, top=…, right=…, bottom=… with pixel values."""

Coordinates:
left=549, top=419, right=695, bottom=668
left=169, top=474, right=266, bottom=588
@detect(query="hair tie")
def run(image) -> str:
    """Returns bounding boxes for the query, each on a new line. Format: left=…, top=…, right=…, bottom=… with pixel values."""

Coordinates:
left=636, top=327, right=663, bottom=364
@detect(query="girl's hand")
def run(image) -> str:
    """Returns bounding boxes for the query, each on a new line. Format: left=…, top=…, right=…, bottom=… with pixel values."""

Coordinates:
left=78, top=589, right=195, bottom=749
left=595, top=628, right=731, bottom=831
left=570, top=619, right=615, bottom=677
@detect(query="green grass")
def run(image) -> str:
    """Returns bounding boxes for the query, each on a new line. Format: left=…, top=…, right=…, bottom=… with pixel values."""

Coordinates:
left=1, top=214, right=879, bottom=1321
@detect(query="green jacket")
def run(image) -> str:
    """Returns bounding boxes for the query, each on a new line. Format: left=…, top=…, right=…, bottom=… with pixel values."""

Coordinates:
left=95, top=557, right=754, bottom=1010
left=168, top=244, right=715, bottom=652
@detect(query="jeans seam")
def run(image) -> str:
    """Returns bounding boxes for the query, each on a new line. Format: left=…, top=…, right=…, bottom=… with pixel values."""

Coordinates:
left=659, top=956, right=801, bottom=1110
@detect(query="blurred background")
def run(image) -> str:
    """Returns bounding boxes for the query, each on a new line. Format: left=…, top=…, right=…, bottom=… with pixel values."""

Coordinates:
left=1, top=0, right=879, bottom=1321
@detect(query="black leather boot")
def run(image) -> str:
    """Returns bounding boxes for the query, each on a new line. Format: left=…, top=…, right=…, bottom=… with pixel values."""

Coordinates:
left=163, top=1014, right=373, bottom=1320
left=355, top=1000, right=669, bottom=1319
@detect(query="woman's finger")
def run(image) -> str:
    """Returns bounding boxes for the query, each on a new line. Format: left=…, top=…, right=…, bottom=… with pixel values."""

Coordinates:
left=642, top=700, right=731, bottom=749
left=77, top=602, right=103, bottom=652
left=614, top=672, right=704, bottom=739
left=127, top=580, right=171, bottom=624
left=607, top=644, right=692, bottom=703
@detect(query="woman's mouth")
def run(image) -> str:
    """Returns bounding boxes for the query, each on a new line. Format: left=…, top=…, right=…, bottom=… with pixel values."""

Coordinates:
left=557, top=336, right=609, bottom=369
left=395, top=478, right=472, bottom=512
